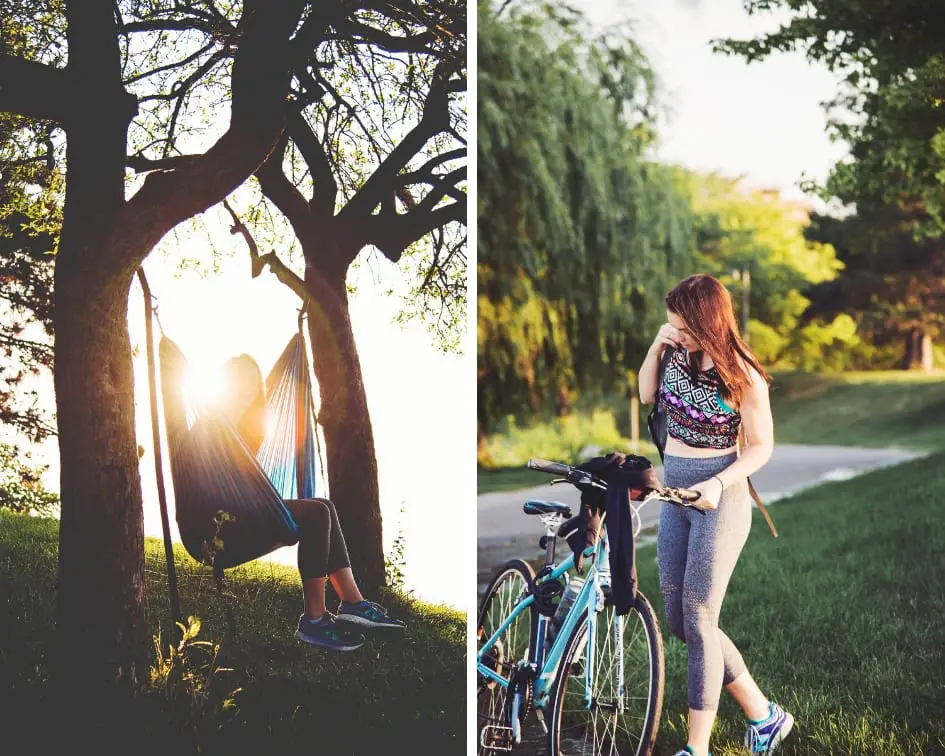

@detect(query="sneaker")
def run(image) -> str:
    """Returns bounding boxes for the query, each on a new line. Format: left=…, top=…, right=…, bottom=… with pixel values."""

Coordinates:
left=296, top=612, right=365, bottom=651
left=744, top=701, right=795, bottom=753
left=336, top=600, right=406, bottom=631
left=672, top=748, right=711, bottom=756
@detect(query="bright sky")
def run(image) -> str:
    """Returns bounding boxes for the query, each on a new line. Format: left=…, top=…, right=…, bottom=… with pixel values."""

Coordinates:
left=574, top=0, right=850, bottom=208
left=129, top=218, right=470, bottom=611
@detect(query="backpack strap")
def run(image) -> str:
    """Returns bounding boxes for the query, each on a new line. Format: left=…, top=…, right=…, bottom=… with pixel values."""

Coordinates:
left=738, top=422, right=779, bottom=538
left=647, top=346, right=676, bottom=461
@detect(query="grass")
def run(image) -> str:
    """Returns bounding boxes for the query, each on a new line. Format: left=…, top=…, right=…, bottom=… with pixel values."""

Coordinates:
left=479, top=369, right=945, bottom=495
left=478, top=465, right=552, bottom=494
left=0, top=513, right=465, bottom=755
left=769, top=370, right=945, bottom=449
left=624, top=449, right=945, bottom=754
left=478, top=406, right=660, bottom=494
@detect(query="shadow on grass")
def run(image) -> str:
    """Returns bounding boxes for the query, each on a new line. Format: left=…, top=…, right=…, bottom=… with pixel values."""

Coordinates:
left=0, top=513, right=465, bottom=755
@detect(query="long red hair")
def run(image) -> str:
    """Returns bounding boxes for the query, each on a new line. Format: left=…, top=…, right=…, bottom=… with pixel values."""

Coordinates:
left=665, top=274, right=770, bottom=406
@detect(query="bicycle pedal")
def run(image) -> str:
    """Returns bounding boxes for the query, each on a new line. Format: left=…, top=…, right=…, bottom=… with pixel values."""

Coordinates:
left=480, top=725, right=514, bottom=752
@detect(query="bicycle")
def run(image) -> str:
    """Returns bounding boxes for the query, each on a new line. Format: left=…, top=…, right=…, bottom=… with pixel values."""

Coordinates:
left=477, top=457, right=702, bottom=756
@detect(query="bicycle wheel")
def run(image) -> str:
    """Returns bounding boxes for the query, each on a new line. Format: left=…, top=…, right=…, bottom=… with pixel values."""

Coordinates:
left=477, top=559, right=537, bottom=754
left=549, top=591, right=664, bottom=756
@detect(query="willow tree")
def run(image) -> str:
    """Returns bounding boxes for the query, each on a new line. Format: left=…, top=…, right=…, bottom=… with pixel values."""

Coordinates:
left=477, top=0, right=694, bottom=434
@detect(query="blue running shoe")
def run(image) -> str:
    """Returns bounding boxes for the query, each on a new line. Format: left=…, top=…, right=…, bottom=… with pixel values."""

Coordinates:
left=296, top=612, right=365, bottom=651
left=672, top=747, right=711, bottom=756
left=745, top=701, right=795, bottom=753
left=336, top=600, right=406, bottom=631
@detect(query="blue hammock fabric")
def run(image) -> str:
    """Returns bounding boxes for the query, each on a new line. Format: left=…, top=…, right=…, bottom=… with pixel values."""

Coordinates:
left=259, top=334, right=318, bottom=500
left=159, top=332, right=317, bottom=569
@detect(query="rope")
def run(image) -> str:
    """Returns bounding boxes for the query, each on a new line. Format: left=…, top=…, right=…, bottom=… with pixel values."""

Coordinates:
left=137, top=267, right=183, bottom=631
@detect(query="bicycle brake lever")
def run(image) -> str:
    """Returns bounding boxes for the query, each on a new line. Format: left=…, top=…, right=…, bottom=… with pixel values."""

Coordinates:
left=550, top=478, right=568, bottom=486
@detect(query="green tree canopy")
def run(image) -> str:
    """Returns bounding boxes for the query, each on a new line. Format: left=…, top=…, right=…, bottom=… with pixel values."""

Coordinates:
left=477, top=0, right=695, bottom=432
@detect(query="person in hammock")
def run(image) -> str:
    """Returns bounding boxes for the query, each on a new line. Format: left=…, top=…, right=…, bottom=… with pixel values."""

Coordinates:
left=220, top=353, right=406, bottom=652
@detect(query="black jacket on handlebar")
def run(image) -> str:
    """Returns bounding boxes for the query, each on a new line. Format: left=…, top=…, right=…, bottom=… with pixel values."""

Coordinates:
left=574, top=452, right=661, bottom=615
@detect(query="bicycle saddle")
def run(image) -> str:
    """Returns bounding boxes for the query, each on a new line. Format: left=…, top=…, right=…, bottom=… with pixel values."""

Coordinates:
left=523, top=500, right=572, bottom=517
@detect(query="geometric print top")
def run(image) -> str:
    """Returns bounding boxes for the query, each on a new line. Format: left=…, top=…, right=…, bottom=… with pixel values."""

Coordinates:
left=658, top=348, right=741, bottom=449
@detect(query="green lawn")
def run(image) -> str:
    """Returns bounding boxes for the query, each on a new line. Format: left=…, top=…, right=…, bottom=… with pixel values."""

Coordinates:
left=629, top=449, right=945, bottom=754
left=770, top=370, right=945, bottom=449
left=477, top=465, right=552, bottom=494
left=0, top=513, right=465, bottom=755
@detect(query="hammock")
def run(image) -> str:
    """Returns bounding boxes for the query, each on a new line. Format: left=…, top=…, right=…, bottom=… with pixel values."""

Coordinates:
left=158, top=326, right=319, bottom=570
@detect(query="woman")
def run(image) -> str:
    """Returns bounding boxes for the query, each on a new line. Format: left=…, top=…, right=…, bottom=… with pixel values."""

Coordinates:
left=220, top=354, right=405, bottom=652
left=639, top=275, right=793, bottom=756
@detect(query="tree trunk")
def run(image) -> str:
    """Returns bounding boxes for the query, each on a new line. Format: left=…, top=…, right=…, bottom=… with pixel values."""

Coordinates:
left=303, top=264, right=385, bottom=593
left=902, top=327, right=932, bottom=371
left=51, top=17, right=150, bottom=709
left=53, top=267, right=149, bottom=707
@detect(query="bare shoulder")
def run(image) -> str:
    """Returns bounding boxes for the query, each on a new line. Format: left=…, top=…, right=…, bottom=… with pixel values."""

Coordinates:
left=738, top=357, right=770, bottom=406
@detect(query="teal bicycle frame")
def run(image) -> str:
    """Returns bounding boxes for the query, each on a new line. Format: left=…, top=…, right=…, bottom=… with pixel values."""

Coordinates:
left=478, top=520, right=619, bottom=742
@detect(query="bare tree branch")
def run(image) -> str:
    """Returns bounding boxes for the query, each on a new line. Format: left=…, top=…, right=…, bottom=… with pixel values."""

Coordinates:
left=339, top=59, right=454, bottom=220
left=255, top=135, right=314, bottom=241
left=221, top=198, right=312, bottom=306
left=117, top=0, right=309, bottom=270
left=0, top=56, right=73, bottom=123
left=287, top=109, right=338, bottom=216
left=126, top=154, right=199, bottom=172
left=122, top=41, right=216, bottom=85
left=368, top=195, right=465, bottom=262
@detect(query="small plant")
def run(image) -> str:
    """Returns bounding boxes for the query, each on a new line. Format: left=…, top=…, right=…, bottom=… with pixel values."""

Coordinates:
left=200, top=509, right=235, bottom=567
left=151, top=615, right=241, bottom=719
left=385, top=501, right=410, bottom=593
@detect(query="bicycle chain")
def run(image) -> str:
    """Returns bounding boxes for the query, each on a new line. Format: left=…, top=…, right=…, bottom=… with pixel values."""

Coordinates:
left=504, top=663, right=536, bottom=726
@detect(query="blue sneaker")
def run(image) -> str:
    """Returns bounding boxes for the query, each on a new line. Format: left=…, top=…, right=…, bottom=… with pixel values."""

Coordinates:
left=672, top=748, right=711, bottom=756
left=296, top=612, right=365, bottom=651
left=336, top=600, right=406, bottom=631
left=745, top=701, right=795, bottom=753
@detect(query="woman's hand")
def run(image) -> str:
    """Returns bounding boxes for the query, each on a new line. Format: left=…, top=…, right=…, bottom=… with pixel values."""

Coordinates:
left=689, top=476, right=724, bottom=511
left=649, top=323, right=680, bottom=355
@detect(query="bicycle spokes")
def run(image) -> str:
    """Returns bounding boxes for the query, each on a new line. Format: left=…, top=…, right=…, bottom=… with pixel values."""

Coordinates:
left=556, top=606, right=657, bottom=756
left=478, top=563, right=535, bottom=755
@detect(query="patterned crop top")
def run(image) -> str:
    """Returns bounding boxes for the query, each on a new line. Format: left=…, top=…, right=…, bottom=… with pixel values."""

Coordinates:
left=658, top=348, right=741, bottom=449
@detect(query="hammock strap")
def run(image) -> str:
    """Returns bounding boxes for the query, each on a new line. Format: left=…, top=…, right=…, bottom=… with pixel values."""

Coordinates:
left=137, top=267, right=183, bottom=629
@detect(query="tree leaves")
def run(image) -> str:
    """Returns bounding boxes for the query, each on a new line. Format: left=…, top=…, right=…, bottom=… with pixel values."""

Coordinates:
left=477, top=0, right=695, bottom=430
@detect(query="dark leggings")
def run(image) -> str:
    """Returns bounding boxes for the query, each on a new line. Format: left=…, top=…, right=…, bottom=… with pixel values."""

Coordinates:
left=283, top=498, right=351, bottom=579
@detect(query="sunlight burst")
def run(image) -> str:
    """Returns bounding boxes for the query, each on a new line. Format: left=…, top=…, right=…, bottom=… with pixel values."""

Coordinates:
left=184, top=362, right=225, bottom=409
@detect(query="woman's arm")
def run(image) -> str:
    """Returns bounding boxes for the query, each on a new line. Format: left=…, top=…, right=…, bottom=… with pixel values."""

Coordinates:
left=687, top=365, right=773, bottom=508
left=639, top=323, right=680, bottom=404
left=715, top=366, right=774, bottom=487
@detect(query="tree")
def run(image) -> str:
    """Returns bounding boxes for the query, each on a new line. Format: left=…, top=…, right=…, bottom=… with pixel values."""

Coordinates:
left=0, top=117, right=57, bottom=444
left=672, top=170, right=853, bottom=370
left=717, top=0, right=945, bottom=229
left=0, top=0, right=419, bottom=709
left=805, top=208, right=945, bottom=370
left=718, top=1, right=945, bottom=366
left=477, top=0, right=695, bottom=434
left=216, top=2, right=467, bottom=591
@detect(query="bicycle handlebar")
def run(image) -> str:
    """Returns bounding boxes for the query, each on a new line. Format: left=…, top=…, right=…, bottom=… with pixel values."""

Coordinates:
left=527, top=458, right=573, bottom=477
left=526, top=457, right=704, bottom=509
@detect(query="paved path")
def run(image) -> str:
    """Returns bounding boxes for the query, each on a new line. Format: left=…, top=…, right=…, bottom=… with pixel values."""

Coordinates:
left=478, top=444, right=921, bottom=586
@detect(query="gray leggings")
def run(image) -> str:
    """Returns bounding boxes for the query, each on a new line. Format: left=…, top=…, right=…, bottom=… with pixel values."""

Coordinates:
left=657, top=453, right=751, bottom=710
